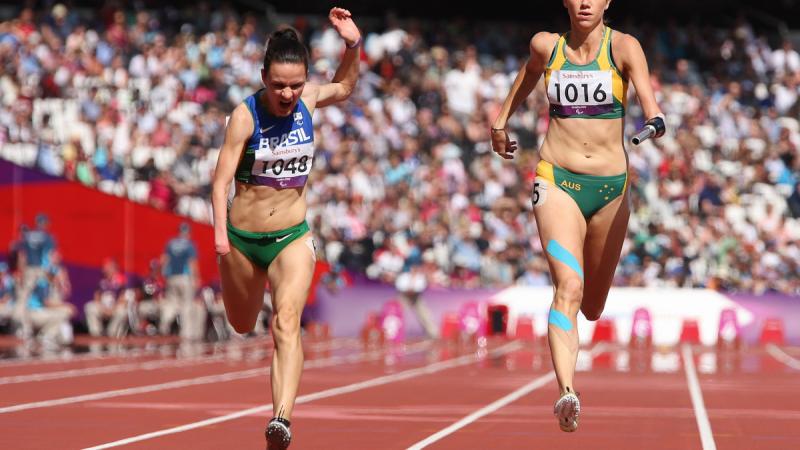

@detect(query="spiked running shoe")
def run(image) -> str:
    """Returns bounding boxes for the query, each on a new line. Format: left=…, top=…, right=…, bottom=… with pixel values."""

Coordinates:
left=553, top=388, right=580, bottom=432
left=266, top=417, right=292, bottom=450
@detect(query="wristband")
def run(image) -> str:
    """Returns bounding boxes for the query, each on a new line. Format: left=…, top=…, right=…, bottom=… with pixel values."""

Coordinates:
left=346, top=37, right=361, bottom=49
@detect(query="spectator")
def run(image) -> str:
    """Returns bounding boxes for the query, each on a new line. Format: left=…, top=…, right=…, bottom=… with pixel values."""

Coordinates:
left=84, top=258, right=128, bottom=337
left=0, top=262, right=15, bottom=331
left=15, top=214, right=56, bottom=337
left=133, top=258, right=164, bottom=335
left=0, top=7, right=799, bottom=294
left=26, top=273, right=74, bottom=348
left=160, top=222, right=203, bottom=340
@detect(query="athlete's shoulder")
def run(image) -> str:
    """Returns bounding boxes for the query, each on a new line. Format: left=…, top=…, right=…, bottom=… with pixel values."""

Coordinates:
left=299, top=82, right=320, bottom=111
left=610, top=30, right=645, bottom=68
left=530, top=31, right=560, bottom=56
left=230, top=102, right=255, bottom=127
left=301, top=83, right=320, bottom=102
left=223, top=102, right=255, bottom=143
left=610, top=30, right=643, bottom=55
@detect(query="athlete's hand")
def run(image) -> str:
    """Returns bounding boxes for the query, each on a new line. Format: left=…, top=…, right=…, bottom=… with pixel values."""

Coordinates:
left=490, top=128, right=517, bottom=160
left=215, top=228, right=230, bottom=258
left=329, top=7, right=360, bottom=47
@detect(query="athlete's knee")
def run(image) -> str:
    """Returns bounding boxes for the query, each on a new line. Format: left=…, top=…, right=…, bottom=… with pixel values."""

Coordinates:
left=272, top=304, right=301, bottom=340
left=554, top=277, right=583, bottom=308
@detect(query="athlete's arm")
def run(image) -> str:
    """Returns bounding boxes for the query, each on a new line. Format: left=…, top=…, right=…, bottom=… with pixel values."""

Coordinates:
left=211, top=103, right=254, bottom=256
left=614, top=32, right=664, bottom=124
left=314, top=7, right=361, bottom=109
left=491, top=32, right=557, bottom=159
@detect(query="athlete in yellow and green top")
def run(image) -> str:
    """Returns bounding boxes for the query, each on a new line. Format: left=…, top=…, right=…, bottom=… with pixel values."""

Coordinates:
left=491, top=0, right=664, bottom=433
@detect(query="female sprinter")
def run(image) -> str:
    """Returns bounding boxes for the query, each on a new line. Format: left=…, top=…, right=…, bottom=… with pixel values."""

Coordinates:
left=211, top=8, right=360, bottom=449
left=490, top=0, right=665, bottom=433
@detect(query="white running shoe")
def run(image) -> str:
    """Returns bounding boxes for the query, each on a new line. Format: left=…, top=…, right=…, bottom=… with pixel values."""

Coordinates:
left=553, top=388, right=580, bottom=432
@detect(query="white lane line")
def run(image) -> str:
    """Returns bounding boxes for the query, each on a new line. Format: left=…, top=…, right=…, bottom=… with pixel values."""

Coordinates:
left=406, top=343, right=606, bottom=449
left=0, top=347, right=160, bottom=368
left=0, top=336, right=272, bottom=368
left=681, top=344, right=717, bottom=450
left=0, top=337, right=359, bottom=385
left=0, top=340, right=431, bottom=415
left=0, top=355, right=234, bottom=385
left=81, top=341, right=522, bottom=450
left=408, top=372, right=555, bottom=449
left=765, top=344, right=800, bottom=370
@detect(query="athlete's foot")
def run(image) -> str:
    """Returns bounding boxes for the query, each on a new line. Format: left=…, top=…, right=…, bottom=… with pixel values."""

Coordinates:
left=553, top=387, right=580, bottom=432
left=265, top=417, right=292, bottom=450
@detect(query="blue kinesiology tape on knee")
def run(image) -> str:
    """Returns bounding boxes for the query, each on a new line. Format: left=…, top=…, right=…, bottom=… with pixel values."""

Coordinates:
left=549, top=309, right=573, bottom=332
left=546, top=240, right=584, bottom=279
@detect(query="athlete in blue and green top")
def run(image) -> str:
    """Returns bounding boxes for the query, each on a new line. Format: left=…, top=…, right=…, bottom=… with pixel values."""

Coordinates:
left=211, top=7, right=361, bottom=450
left=491, top=0, right=665, bottom=434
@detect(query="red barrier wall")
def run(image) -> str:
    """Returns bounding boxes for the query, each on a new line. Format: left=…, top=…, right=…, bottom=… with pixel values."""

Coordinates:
left=0, top=175, right=216, bottom=283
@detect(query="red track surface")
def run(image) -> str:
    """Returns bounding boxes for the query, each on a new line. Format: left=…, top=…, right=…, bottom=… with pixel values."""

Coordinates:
left=0, top=336, right=798, bottom=450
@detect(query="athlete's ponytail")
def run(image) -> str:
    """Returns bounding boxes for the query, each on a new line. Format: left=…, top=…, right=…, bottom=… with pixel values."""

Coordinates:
left=264, top=27, right=309, bottom=73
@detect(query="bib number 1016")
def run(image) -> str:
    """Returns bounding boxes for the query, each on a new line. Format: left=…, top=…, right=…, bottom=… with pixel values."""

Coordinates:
left=553, top=82, right=607, bottom=104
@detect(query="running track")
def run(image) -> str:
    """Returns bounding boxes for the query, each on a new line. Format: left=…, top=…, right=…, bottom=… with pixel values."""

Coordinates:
left=1, top=336, right=798, bottom=449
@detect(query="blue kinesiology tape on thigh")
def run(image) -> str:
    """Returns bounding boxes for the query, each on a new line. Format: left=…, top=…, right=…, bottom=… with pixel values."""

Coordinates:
left=546, top=239, right=584, bottom=280
left=548, top=309, right=573, bottom=332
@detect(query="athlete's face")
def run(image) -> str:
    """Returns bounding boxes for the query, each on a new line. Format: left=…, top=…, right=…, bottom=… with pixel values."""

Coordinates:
left=563, top=0, right=610, bottom=28
left=261, top=62, right=307, bottom=117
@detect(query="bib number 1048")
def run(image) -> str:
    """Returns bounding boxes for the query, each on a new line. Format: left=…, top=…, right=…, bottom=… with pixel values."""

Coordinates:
left=263, top=155, right=310, bottom=176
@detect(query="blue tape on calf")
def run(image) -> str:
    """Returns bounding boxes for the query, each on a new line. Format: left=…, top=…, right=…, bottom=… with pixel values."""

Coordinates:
left=546, top=240, right=584, bottom=279
left=549, top=309, right=573, bottom=331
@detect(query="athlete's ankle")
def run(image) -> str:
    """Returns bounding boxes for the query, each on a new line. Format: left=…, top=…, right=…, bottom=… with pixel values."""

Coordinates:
left=270, top=416, right=291, bottom=427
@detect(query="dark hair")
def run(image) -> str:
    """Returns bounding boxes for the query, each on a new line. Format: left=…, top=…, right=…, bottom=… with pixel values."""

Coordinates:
left=263, top=28, right=309, bottom=73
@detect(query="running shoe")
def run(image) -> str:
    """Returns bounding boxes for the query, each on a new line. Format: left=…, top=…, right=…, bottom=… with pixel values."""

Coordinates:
left=553, top=387, right=580, bottom=432
left=265, top=417, right=292, bottom=450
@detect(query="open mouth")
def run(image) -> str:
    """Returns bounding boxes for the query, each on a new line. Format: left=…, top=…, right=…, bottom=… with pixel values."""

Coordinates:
left=279, top=100, right=292, bottom=109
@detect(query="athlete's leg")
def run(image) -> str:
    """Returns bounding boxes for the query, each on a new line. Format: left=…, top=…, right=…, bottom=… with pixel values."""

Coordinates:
left=266, top=233, right=315, bottom=420
left=581, top=189, right=630, bottom=320
left=532, top=179, right=587, bottom=395
left=219, top=245, right=268, bottom=334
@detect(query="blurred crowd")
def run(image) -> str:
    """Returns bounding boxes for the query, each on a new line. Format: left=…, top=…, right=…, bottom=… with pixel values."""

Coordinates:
left=1, top=4, right=799, bottom=295
left=1, top=213, right=267, bottom=347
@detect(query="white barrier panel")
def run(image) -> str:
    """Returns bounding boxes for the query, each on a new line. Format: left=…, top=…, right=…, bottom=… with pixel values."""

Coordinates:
left=490, top=287, right=753, bottom=346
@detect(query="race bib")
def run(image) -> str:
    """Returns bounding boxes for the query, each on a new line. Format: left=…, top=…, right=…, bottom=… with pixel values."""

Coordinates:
left=548, top=70, right=614, bottom=116
left=250, top=127, right=314, bottom=189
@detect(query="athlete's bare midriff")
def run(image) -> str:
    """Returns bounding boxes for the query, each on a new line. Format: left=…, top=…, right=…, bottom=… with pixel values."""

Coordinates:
left=539, top=116, right=627, bottom=176
left=229, top=182, right=308, bottom=233
left=227, top=91, right=318, bottom=233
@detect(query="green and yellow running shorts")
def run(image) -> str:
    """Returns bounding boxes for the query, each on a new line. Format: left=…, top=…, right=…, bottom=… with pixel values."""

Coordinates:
left=227, top=220, right=310, bottom=269
left=535, top=160, right=627, bottom=219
